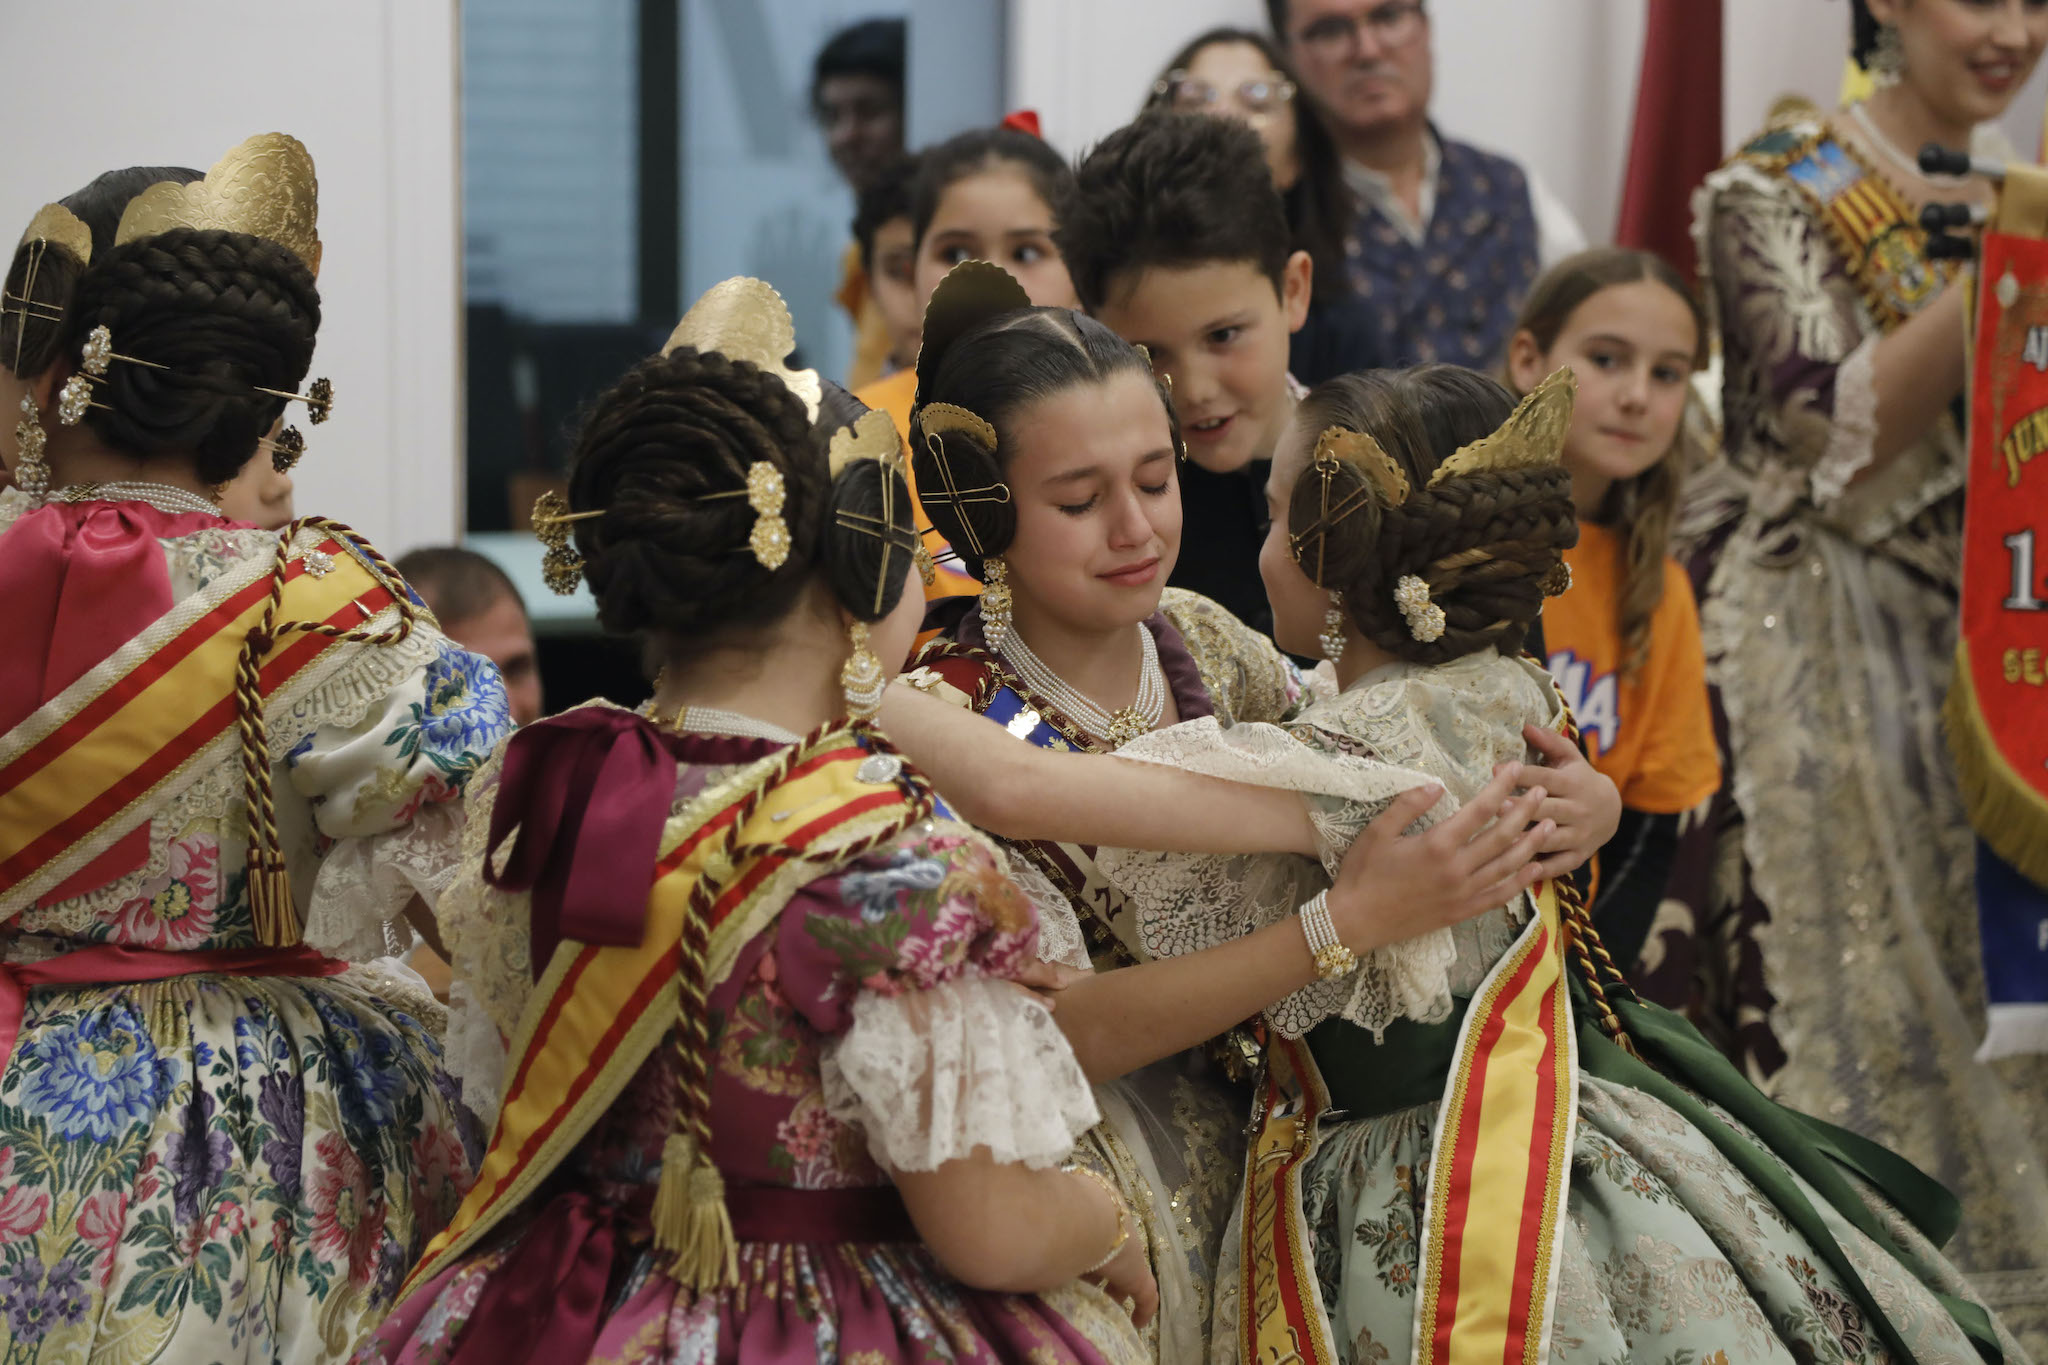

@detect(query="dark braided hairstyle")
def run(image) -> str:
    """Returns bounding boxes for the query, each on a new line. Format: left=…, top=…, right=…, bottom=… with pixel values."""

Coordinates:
left=1291, top=365, right=1577, bottom=665
left=2, top=166, right=321, bottom=486
left=565, top=349, right=915, bottom=650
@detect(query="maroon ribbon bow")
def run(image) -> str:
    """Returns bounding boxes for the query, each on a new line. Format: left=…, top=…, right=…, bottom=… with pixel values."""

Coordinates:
left=487, top=708, right=680, bottom=974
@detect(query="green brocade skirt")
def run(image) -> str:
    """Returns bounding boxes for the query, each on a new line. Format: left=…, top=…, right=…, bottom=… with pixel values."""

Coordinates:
left=1295, top=988, right=2013, bottom=1365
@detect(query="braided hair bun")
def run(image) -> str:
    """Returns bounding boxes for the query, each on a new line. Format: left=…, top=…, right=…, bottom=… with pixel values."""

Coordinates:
left=3, top=166, right=320, bottom=486
left=567, top=346, right=830, bottom=642
left=818, top=379, right=920, bottom=623
left=1289, top=365, right=1578, bottom=665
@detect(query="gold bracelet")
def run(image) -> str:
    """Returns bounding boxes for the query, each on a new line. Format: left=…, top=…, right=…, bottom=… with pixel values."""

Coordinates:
left=1061, top=1161, right=1131, bottom=1273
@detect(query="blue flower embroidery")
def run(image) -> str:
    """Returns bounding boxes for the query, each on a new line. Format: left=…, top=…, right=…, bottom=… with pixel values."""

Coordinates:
left=841, top=850, right=948, bottom=924
left=18, top=1005, right=177, bottom=1143
left=386, top=645, right=512, bottom=778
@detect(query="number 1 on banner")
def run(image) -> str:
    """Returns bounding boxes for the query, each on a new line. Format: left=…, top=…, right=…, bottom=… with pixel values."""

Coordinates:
left=2007, top=530, right=2047, bottom=610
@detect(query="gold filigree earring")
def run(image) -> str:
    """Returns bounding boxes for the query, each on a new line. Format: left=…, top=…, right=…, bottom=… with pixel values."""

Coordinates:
left=841, top=621, right=886, bottom=719
left=981, top=556, right=1013, bottom=650
left=13, top=394, right=48, bottom=501
left=1320, top=591, right=1348, bottom=662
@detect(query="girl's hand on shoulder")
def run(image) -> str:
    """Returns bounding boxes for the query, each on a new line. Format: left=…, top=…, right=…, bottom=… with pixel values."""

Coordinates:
left=1329, top=765, right=1551, bottom=952
left=1519, top=725, right=1622, bottom=876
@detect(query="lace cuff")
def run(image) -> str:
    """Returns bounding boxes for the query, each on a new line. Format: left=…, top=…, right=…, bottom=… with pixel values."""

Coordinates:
left=1007, top=856, right=1092, bottom=971
left=821, top=973, right=1099, bottom=1173
left=1810, top=332, right=1879, bottom=508
left=1097, top=716, right=1462, bottom=1039
left=303, top=801, right=466, bottom=961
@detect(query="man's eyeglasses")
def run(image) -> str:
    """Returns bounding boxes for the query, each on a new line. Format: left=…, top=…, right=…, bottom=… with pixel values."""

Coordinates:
left=1152, top=70, right=1297, bottom=118
left=1293, top=1, right=1427, bottom=60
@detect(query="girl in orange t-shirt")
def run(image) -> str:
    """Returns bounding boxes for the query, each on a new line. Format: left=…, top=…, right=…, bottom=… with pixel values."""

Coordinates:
left=1506, top=248, right=1720, bottom=968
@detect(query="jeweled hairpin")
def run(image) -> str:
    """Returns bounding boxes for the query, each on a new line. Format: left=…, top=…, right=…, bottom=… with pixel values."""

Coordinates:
left=531, top=490, right=604, bottom=595
left=1288, top=426, right=1412, bottom=587
left=56, top=323, right=172, bottom=426
left=914, top=402, right=1010, bottom=558
left=260, top=425, right=306, bottom=473
left=1394, top=574, right=1446, bottom=643
left=252, top=375, right=333, bottom=424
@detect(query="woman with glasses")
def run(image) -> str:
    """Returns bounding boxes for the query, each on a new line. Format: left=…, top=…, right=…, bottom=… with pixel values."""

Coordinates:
left=1261, top=0, right=1585, bottom=369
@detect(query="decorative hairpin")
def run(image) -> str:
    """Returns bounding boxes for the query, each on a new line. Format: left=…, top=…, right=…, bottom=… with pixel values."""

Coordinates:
left=56, top=324, right=169, bottom=426
left=114, top=133, right=323, bottom=276
left=531, top=490, right=604, bottom=595
left=3, top=204, right=92, bottom=373
left=260, top=425, right=306, bottom=473
left=251, top=375, right=333, bottom=424
left=829, top=410, right=927, bottom=610
left=737, top=462, right=790, bottom=570
left=914, top=402, right=1010, bottom=558
left=1287, top=425, right=1408, bottom=586
left=1542, top=560, right=1572, bottom=597
left=1394, top=574, right=1446, bottom=643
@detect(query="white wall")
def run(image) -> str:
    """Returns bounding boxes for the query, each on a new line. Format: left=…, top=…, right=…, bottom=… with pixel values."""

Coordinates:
left=0, top=1, right=462, bottom=557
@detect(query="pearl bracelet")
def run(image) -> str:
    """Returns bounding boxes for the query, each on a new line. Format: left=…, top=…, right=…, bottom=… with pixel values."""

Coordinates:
left=1299, top=890, right=1357, bottom=980
left=1061, top=1161, right=1132, bottom=1273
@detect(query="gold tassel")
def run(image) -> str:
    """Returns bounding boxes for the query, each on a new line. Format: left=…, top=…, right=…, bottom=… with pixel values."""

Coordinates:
left=248, top=859, right=300, bottom=947
left=652, top=1131, right=737, bottom=1291
left=1944, top=644, right=2048, bottom=888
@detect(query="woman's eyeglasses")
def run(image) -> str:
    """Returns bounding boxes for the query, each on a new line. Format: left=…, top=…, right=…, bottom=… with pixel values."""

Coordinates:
left=1152, top=70, right=1297, bottom=117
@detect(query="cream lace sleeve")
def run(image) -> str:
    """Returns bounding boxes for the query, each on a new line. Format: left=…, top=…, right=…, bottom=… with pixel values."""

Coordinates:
left=434, top=754, right=534, bottom=1123
left=820, top=972, right=1101, bottom=1172
left=1096, top=715, right=1461, bottom=1039
left=1005, top=854, right=1092, bottom=970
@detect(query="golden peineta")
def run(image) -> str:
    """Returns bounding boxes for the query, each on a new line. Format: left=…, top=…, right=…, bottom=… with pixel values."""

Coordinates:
left=1314, top=425, right=1411, bottom=507
left=662, top=276, right=822, bottom=422
left=1428, top=365, right=1575, bottom=487
left=913, top=260, right=1032, bottom=393
left=115, top=133, right=323, bottom=277
left=16, top=203, right=92, bottom=264
left=827, top=406, right=902, bottom=476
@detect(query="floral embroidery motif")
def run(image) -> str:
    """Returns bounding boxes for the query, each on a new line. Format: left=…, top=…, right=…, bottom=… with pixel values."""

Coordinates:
left=385, top=646, right=512, bottom=778
left=107, top=831, right=222, bottom=949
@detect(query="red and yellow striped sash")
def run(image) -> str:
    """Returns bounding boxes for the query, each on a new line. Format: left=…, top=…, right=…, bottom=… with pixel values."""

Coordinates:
left=0, top=537, right=389, bottom=907
left=1412, top=880, right=1575, bottom=1365
left=402, top=740, right=914, bottom=1296
left=1240, top=880, right=1576, bottom=1365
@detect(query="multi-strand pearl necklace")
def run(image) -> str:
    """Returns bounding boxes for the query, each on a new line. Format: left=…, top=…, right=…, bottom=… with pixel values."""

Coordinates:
left=1847, top=101, right=1971, bottom=189
left=648, top=699, right=800, bottom=745
left=999, top=624, right=1166, bottom=749
left=52, top=480, right=225, bottom=519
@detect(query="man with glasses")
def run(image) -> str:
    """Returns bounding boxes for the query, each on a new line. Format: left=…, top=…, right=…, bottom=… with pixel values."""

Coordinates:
left=1266, top=0, right=1584, bottom=368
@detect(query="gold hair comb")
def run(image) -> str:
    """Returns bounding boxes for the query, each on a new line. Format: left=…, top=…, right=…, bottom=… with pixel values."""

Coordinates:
left=914, top=402, right=1010, bottom=559
left=1429, top=366, right=1575, bottom=487
left=662, top=277, right=821, bottom=422
left=4, top=204, right=94, bottom=372
left=1288, top=425, right=1408, bottom=586
left=115, top=133, right=323, bottom=276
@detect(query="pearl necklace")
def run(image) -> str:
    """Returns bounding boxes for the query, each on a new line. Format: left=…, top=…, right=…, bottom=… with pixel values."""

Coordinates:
left=1847, top=102, right=1971, bottom=188
left=51, top=480, right=225, bottom=519
left=649, top=701, right=799, bottom=745
left=999, top=624, right=1166, bottom=749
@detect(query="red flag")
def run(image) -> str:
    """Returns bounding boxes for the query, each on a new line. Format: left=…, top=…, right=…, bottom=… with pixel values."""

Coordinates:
left=1615, top=0, right=1724, bottom=284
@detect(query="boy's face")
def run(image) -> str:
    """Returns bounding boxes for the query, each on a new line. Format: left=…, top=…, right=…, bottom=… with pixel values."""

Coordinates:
left=1092, top=251, right=1311, bottom=476
left=868, top=215, right=922, bottom=369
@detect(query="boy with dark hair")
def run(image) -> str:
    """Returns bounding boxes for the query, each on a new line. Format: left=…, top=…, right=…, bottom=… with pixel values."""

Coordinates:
left=1057, top=110, right=1379, bottom=632
left=849, top=151, right=923, bottom=378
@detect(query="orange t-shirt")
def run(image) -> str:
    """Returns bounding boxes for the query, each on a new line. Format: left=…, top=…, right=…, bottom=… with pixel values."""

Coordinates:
left=1541, top=522, right=1720, bottom=814
left=835, top=241, right=896, bottom=393
left=855, top=367, right=981, bottom=605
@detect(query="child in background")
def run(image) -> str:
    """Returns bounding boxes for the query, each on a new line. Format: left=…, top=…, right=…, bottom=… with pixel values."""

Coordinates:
left=1057, top=111, right=1377, bottom=633
left=857, top=123, right=1080, bottom=604
left=1505, top=247, right=1719, bottom=968
left=849, top=151, right=924, bottom=381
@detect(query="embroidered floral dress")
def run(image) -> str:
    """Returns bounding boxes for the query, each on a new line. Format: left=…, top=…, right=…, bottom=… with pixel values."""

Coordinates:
left=1662, top=104, right=2048, bottom=1350
left=905, top=589, right=1308, bottom=1364
left=1099, top=651, right=2028, bottom=1365
left=0, top=490, right=507, bottom=1362
left=360, top=725, right=1146, bottom=1364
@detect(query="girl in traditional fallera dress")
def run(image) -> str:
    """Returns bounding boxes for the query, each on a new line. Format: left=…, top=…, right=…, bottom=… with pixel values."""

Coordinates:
left=1683, top=0, right=2048, bottom=1345
left=1097, top=363, right=2028, bottom=1365
left=0, top=138, right=506, bottom=1360
left=890, top=262, right=1621, bottom=1362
